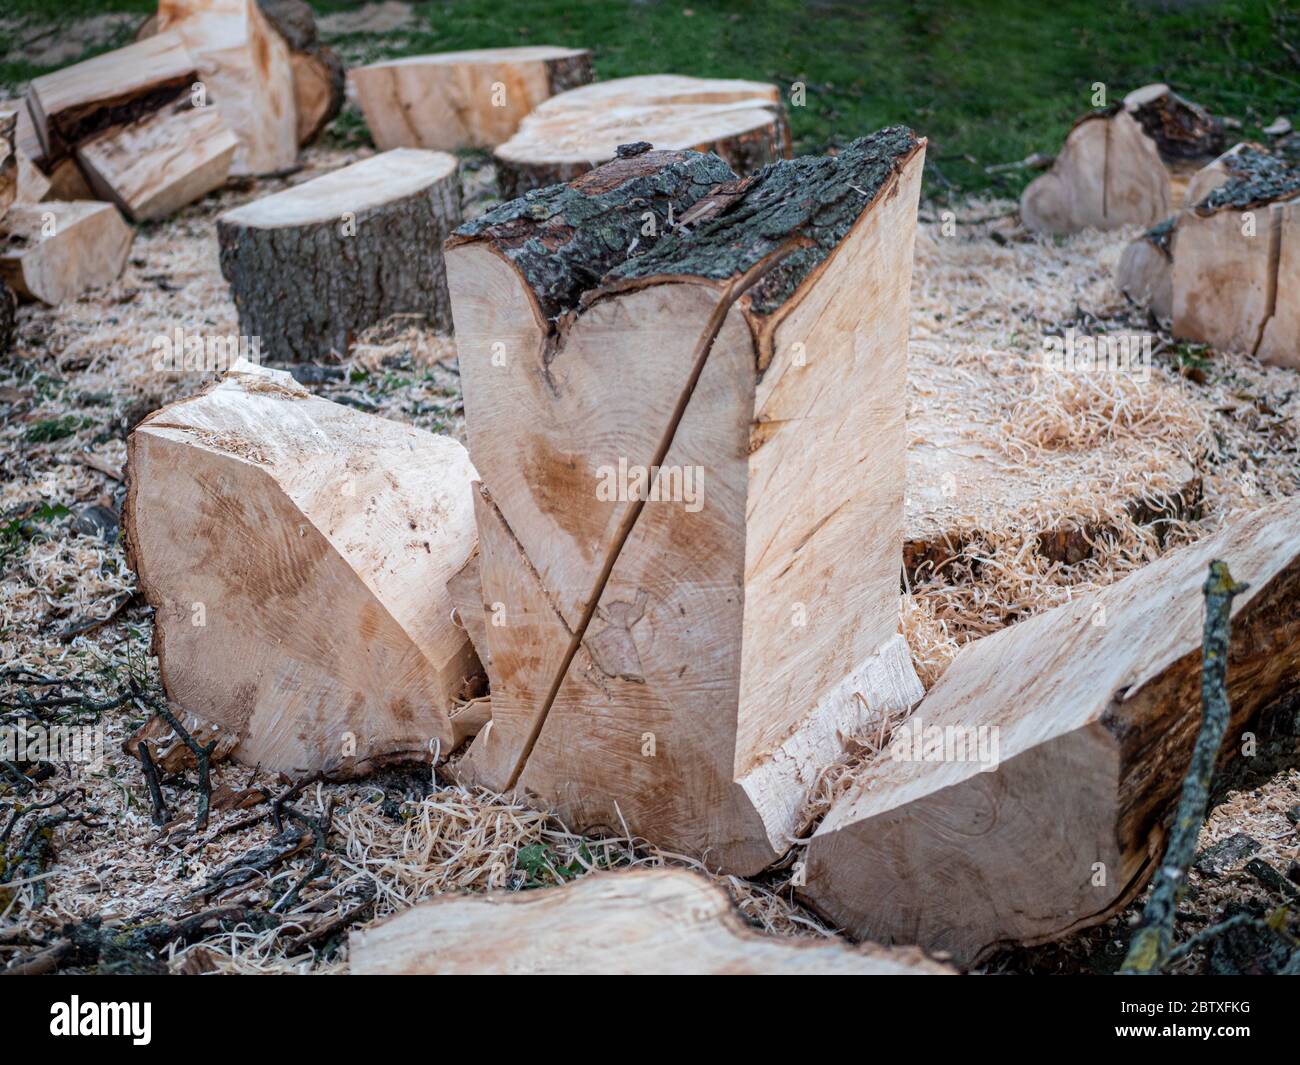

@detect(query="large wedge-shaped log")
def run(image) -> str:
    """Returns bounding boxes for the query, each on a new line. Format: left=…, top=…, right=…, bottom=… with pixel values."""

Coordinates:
left=1021, top=108, right=1171, bottom=235
left=493, top=75, right=791, bottom=199
left=350, top=868, right=951, bottom=974
left=799, top=497, right=1300, bottom=965
left=25, top=31, right=199, bottom=165
left=446, top=130, right=926, bottom=875
left=217, top=148, right=461, bottom=362
left=125, top=361, right=483, bottom=776
left=157, top=0, right=298, bottom=176
left=1172, top=146, right=1300, bottom=367
left=0, top=201, right=133, bottom=305
left=351, top=46, right=592, bottom=153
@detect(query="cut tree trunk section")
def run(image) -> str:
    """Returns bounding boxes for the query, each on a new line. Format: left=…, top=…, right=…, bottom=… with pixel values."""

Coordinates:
left=445, top=130, right=926, bottom=875
left=25, top=30, right=198, bottom=165
left=1021, top=109, right=1170, bottom=235
left=351, top=46, right=592, bottom=153
left=76, top=100, right=238, bottom=222
left=1171, top=146, right=1300, bottom=368
left=124, top=360, right=484, bottom=777
left=0, top=201, right=134, bottom=305
left=255, top=0, right=345, bottom=145
left=1115, top=216, right=1175, bottom=323
left=157, top=0, right=298, bottom=176
left=799, top=497, right=1300, bottom=965
left=350, top=868, right=952, bottom=974
left=217, top=148, right=461, bottom=362
left=492, top=74, right=791, bottom=199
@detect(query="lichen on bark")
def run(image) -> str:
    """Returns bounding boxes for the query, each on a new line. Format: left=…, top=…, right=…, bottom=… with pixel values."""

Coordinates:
left=1199, top=147, right=1300, bottom=213
left=604, top=126, right=921, bottom=316
left=451, top=148, right=736, bottom=322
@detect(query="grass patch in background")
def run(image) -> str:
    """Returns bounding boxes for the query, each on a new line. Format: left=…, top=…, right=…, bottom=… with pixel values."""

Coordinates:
left=2, top=0, right=1297, bottom=196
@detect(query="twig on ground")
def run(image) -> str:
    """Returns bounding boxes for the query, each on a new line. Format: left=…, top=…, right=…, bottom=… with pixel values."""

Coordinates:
left=137, top=741, right=169, bottom=826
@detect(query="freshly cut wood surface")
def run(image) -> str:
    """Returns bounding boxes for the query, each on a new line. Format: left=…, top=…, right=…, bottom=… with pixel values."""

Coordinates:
left=0, top=201, right=133, bottom=305
left=904, top=354, right=1199, bottom=578
left=157, top=0, right=298, bottom=176
left=447, top=130, right=926, bottom=875
left=800, top=497, right=1300, bottom=965
left=125, top=360, right=484, bottom=777
left=255, top=0, right=345, bottom=145
left=492, top=74, right=790, bottom=198
left=217, top=148, right=461, bottom=361
left=0, top=109, right=16, bottom=221
left=351, top=46, right=592, bottom=152
left=1021, top=110, right=1170, bottom=234
left=26, top=30, right=197, bottom=164
left=1257, top=197, right=1300, bottom=369
left=76, top=101, right=238, bottom=221
left=350, top=868, right=951, bottom=974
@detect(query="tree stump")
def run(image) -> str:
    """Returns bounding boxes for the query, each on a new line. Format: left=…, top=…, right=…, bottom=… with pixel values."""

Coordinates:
left=350, top=46, right=592, bottom=153
left=124, top=360, right=484, bottom=777
left=445, top=130, right=926, bottom=875
left=1115, top=216, right=1175, bottom=322
left=351, top=869, right=953, bottom=975
left=492, top=74, right=791, bottom=199
left=217, top=148, right=461, bottom=362
left=0, top=201, right=134, bottom=305
left=799, top=498, right=1300, bottom=965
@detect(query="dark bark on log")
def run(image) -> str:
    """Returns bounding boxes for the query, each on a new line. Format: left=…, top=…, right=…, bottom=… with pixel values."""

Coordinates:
left=218, top=159, right=460, bottom=361
left=0, top=279, right=15, bottom=356
left=1197, top=145, right=1300, bottom=213
left=1125, top=85, right=1224, bottom=162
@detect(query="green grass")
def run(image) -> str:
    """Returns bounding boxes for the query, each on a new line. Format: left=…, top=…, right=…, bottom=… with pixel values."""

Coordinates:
left=4, top=0, right=1298, bottom=196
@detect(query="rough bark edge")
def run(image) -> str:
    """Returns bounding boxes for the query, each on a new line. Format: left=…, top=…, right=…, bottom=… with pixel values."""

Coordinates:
left=1196, top=146, right=1300, bottom=214
left=1124, top=85, right=1224, bottom=163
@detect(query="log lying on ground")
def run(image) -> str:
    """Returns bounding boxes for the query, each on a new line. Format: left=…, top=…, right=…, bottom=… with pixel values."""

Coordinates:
left=350, top=868, right=951, bottom=975
left=351, top=46, right=591, bottom=153
left=446, top=130, right=926, bottom=875
left=904, top=357, right=1200, bottom=580
left=124, top=360, right=483, bottom=776
left=217, top=148, right=461, bottom=362
left=157, top=0, right=298, bottom=175
left=76, top=100, right=238, bottom=222
left=1172, top=146, right=1300, bottom=367
left=1115, top=216, right=1175, bottom=322
left=26, top=31, right=198, bottom=165
left=492, top=75, right=791, bottom=199
left=0, top=201, right=134, bottom=305
left=799, top=497, right=1300, bottom=965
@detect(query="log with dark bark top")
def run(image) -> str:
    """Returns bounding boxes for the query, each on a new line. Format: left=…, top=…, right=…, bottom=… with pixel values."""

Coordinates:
left=124, top=360, right=484, bottom=777
left=1172, top=145, right=1300, bottom=367
left=798, top=497, right=1300, bottom=966
left=445, top=128, right=927, bottom=875
left=350, top=46, right=592, bottom=153
left=217, top=148, right=461, bottom=362
left=492, top=75, right=791, bottom=200
left=1116, top=215, right=1175, bottom=322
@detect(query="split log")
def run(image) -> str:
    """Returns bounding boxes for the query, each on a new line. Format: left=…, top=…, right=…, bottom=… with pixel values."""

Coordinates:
left=216, top=148, right=461, bottom=362
left=76, top=100, right=238, bottom=222
left=350, top=46, right=592, bottom=153
left=350, top=868, right=951, bottom=975
left=25, top=31, right=198, bottom=165
left=1021, top=109, right=1170, bottom=234
left=0, top=201, right=134, bottom=305
left=247, top=0, right=344, bottom=146
left=124, top=360, right=484, bottom=776
left=157, top=0, right=298, bottom=176
left=445, top=130, right=927, bottom=875
left=904, top=357, right=1199, bottom=580
left=1172, top=146, right=1300, bottom=364
left=799, top=497, right=1300, bottom=965
left=1115, top=216, right=1175, bottom=322
left=492, top=74, right=791, bottom=199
